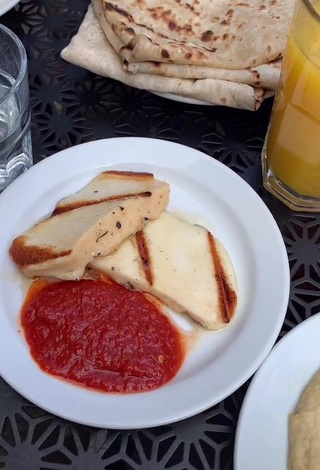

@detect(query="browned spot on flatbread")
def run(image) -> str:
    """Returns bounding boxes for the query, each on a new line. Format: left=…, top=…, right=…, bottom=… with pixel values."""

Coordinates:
left=221, top=9, right=234, bottom=25
left=161, top=49, right=170, bottom=58
left=251, top=70, right=260, bottom=79
left=168, top=21, right=176, bottom=30
left=120, top=44, right=133, bottom=52
left=259, top=4, right=266, bottom=9
left=185, top=52, right=192, bottom=59
left=220, top=97, right=227, bottom=105
left=104, top=2, right=133, bottom=20
left=185, top=2, right=195, bottom=11
left=198, top=51, right=205, bottom=58
left=182, top=24, right=193, bottom=33
left=53, top=192, right=152, bottom=215
left=201, top=30, right=214, bottom=42
left=136, top=231, right=153, bottom=285
left=207, top=233, right=237, bottom=324
left=148, top=6, right=175, bottom=23
left=10, top=237, right=72, bottom=268
left=125, top=27, right=135, bottom=35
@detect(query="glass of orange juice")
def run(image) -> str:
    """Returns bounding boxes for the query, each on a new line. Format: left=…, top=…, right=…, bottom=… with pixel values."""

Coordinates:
left=262, top=0, right=320, bottom=212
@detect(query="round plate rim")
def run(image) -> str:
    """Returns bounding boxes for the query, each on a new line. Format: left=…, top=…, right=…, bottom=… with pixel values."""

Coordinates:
left=0, top=137, right=290, bottom=429
left=151, top=91, right=213, bottom=106
left=234, top=314, right=320, bottom=469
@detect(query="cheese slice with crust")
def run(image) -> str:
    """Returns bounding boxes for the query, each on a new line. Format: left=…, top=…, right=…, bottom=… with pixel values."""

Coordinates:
left=90, top=212, right=238, bottom=330
left=10, top=171, right=169, bottom=280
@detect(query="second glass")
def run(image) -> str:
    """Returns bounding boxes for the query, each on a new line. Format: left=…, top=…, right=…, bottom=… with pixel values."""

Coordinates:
left=0, top=23, right=32, bottom=192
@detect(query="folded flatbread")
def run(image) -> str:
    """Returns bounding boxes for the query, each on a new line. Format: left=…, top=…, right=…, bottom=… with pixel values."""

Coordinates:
left=125, top=60, right=281, bottom=90
left=98, top=0, right=293, bottom=69
left=93, top=0, right=281, bottom=88
left=61, top=6, right=270, bottom=110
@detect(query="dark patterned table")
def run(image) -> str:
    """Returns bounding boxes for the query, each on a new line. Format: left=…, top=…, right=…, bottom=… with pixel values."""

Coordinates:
left=1, top=1, right=320, bottom=469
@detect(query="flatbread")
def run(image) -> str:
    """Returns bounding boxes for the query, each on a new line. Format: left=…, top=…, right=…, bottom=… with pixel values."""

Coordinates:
left=125, top=58, right=281, bottom=89
left=100, top=0, right=294, bottom=69
left=289, top=411, right=320, bottom=470
left=93, top=0, right=281, bottom=89
left=92, top=0, right=282, bottom=90
left=296, top=369, right=320, bottom=413
left=61, top=6, right=269, bottom=111
left=289, top=370, right=320, bottom=470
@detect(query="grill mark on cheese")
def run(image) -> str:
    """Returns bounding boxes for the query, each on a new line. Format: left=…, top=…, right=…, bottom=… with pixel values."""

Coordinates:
left=101, top=171, right=154, bottom=180
left=53, top=191, right=153, bottom=215
left=207, top=233, right=237, bottom=323
left=136, top=230, right=153, bottom=286
left=10, top=237, right=71, bottom=268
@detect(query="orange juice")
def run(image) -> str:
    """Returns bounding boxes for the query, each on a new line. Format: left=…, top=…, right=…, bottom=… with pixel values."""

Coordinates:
left=263, top=0, right=320, bottom=208
left=267, top=36, right=320, bottom=197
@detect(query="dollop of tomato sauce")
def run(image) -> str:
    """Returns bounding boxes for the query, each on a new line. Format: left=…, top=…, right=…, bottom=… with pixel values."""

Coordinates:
left=21, top=279, right=184, bottom=393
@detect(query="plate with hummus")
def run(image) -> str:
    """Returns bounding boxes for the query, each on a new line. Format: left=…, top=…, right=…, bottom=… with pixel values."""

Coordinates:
left=235, top=313, right=320, bottom=470
left=0, top=137, right=289, bottom=429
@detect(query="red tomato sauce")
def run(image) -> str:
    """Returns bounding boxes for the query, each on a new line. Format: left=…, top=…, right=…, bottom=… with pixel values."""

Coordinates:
left=21, top=279, right=184, bottom=393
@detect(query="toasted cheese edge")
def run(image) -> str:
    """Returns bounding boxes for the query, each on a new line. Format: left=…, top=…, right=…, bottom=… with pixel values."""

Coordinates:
left=10, top=182, right=170, bottom=280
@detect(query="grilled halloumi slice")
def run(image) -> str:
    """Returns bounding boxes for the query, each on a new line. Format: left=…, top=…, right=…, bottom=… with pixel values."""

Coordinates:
left=10, top=171, right=169, bottom=280
left=90, top=212, right=238, bottom=330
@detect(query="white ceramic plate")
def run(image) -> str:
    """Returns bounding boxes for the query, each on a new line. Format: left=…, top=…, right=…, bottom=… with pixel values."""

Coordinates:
left=234, top=314, right=320, bottom=470
left=0, top=0, right=19, bottom=16
left=151, top=91, right=212, bottom=106
left=0, top=137, right=290, bottom=429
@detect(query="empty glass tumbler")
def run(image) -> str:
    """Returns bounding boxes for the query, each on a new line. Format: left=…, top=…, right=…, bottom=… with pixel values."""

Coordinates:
left=0, top=24, right=32, bottom=191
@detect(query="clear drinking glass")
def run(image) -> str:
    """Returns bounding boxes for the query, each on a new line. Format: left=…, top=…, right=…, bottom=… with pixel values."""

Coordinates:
left=261, top=0, right=320, bottom=212
left=0, top=24, right=32, bottom=191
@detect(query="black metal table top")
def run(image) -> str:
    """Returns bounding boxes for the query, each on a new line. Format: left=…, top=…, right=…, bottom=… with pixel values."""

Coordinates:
left=1, top=1, right=320, bottom=469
